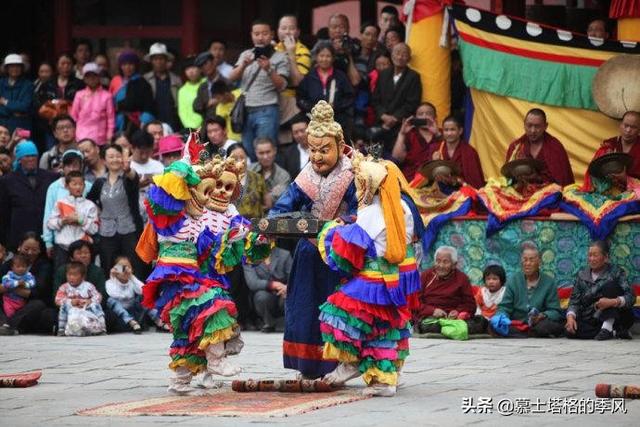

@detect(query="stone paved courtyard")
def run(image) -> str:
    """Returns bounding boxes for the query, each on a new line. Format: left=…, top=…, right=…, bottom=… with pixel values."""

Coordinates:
left=1, top=331, right=639, bottom=426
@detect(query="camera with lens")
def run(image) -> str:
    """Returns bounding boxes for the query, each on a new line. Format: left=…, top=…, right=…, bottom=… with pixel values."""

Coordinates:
left=340, top=34, right=361, bottom=58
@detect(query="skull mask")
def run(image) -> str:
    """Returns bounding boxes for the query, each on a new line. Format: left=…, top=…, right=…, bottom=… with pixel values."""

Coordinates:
left=188, top=170, right=238, bottom=216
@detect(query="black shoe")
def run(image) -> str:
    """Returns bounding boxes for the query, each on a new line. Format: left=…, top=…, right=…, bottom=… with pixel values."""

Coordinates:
left=0, top=324, right=18, bottom=336
left=617, top=329, right=632, bottom=340
left=595, top=329, right=614, bottom=341
left=261, top=325, right=276, bottom=333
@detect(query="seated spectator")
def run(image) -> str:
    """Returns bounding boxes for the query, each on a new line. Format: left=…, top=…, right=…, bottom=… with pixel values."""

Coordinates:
left=595, top=111, right=640, bottom=179
left=0, top=124, right=10, bottom=148
left=78, top=138, right=107, bottom=183
left=372, top=43, right=421, bottom=151
left=208, top=39, right=233, bottom=79
left=55, top=261, right=105, bottom=336
left=429, top=115, right=485, bottom=189
left=144, top=43, right=182, bottom=131
left=0, top=146, right=12, bottom=176
left=413, top=245, right=476, bottom=333
left=192, top=51, right=227, bottom=122
left=1, top=254, right=36, bottom=323
left=243, top=246, right=292, bottom=332
left=475, top=264, right=507, bottom=321
left=42, top=149, right=90, bottom=260
left=129, top=131, right=164, bottom=193
left=87, top=144, right=144, bottom=277
left=491, top=242, right=564, bottom=338
left=211, top=81, right=242, bottom=142
left=0, top=54, right=33, bottom=133
left=0, top=141, right=58, bottom=251
left=177, top=56, right=205, bottom=130
left=250, top=138, right=291, bottom=203
left=53, top=240, right=106, bottom=306
left=365, top=51, right=392, bottom=127
left=70, top=63, right=114, bottom=146
left=106, top=255, right=167, bottom=333
left=587, top=19, right=609, bottom=40
left=392, top=102, right=441, bottom=181
left=296, top=41, right=355, bottom=140
left=202, top=116, right=236, bottom=156
left=158, top=134, right=184, bottom=167
left=40, top=114, right=79, bottom=172
left=228, top=19, right=289, bottom=161
left=566, top=240, right=636, bottom=340
left=0, top=243, right=8, bottom=265
left=0, top=232, right=56, bottom=335
left=46, top=170, right=99, bottom=270
left=226, top=143, right=270, bottom=218
left=276, top=113, right=309, bottom=179
left=110, top=51, right=155, bottom=133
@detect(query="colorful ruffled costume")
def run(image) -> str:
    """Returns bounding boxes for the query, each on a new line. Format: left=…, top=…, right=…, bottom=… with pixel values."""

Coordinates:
left=318, top=159, right=421, bottom=394
left=139, top=161, right=267, bottom=385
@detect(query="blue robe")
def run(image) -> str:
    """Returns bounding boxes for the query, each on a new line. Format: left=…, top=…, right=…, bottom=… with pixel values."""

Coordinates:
left=270, top=181, right=357, bottom=378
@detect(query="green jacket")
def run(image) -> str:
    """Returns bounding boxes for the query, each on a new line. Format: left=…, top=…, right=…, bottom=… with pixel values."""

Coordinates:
left=497, top=272, right=562, bottom=322
left=177, top=79, right=205, bottom=129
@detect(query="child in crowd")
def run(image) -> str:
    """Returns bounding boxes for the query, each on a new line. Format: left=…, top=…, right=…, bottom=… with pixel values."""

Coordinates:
left=157, top=134, right=184, bottom=167
left=46, top=170, right=99, bottom=263
left=55, top=261, right=106, bottom=336
left=105, top=256, right=168, bottom=333
left=1, top=254, right=36, bottom=319
left=475, top=264, right=507, bottom=320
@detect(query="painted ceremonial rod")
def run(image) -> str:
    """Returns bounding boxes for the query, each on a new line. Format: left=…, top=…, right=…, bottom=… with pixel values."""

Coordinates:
left=232, top=379, right=335, bottom=393
left=595, top=384, right=640, bottom=399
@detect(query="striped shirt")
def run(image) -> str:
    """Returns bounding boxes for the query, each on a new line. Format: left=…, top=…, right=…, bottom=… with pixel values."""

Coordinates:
left=275, top=40, right=312, bottom=97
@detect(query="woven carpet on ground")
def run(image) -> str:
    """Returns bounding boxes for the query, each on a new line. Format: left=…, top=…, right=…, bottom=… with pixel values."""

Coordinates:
left=77, top=388, right=369, bottom=417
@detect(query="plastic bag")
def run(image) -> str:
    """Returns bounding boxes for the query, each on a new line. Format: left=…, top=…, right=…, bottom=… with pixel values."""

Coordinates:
left=65, top=305, right=106, bottom=336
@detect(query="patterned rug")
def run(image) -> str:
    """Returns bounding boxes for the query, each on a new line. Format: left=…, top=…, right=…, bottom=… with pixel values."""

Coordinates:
left=77, top=388, right=369, bottom=417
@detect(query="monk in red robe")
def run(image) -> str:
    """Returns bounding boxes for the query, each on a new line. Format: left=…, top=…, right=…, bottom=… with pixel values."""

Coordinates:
left=597, top=111, right=640, bottom=179
left=505, top=108, right=574, bottom=186
left=429, top=115, right=485, bottom=189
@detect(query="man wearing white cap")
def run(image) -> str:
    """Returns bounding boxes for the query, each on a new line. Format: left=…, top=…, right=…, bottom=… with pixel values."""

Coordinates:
left=0, top=54, right=34, bottom=133
left=144, top=43, right=182, bottom=131
left=70, top=63, right=115, bottom=146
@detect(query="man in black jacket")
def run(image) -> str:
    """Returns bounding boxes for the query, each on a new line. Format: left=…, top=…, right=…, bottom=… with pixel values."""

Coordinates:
left=0, top=140, right=58, bottom=250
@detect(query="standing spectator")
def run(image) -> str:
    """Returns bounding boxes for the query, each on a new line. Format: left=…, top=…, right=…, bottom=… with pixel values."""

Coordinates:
left=276, top=113, right=309, bottom=179
left=372, top=43, right=422, bottom=151
left=275, top=15, right=311, bottom=142
left=0, top=54, right=34, bottom=133
left=378, top=5, right=400, bottom=44
left=296, top=41, right=355, bottom=140
left=384, top=26, right=405, bottom=52
left=46, top=170, right=99, bottom=270
left=202, top=116, right=236, bottom=155
left=177, top=56, right=205, bottom=130
left=33, top=62, right=54, bottom=95
left=211, top=81, right=242, bottom=142
left=0, top=147, right=12, bottom=176
left=109, top=51, right=155, bottom=134
left=39, top=114, right=78, bottom=172
left=70, top=63, right=115, bottom=146
left=143, top=43, right=182, bottom=131
left=78, top=138, right=106, bottom=183
left=326, top=14, right=362, bottom=87
left=94, top=54, right=112, bottom=89
left=0, top=141, right=58, bottom=251
left=0, top=232, right=56, bottom=335
left=129, top=131, right=164, bottom=193
left=243, top=246, right=292, bottom=332
left=208, top=39, right=233, bottom=79
left=228, top=19, right=289, bottom=161
left=73, top=40, right=93, bottom=79
left=250, top=138, right=291, bottom=203
left=365, top=51, right=392, bottom=127
left=87, top=144, right=143, bottom=277
left=143, top=120, right=164, bottom=155
left=192, top=51, right=227, bottom=122
left=357, top=23, right=383, bottom=73
left=41, top=149, right=91, bottom=264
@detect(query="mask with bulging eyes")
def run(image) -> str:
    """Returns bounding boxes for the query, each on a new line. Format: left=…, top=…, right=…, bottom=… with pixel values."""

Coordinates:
left=188, top=171, right=239, bottom=215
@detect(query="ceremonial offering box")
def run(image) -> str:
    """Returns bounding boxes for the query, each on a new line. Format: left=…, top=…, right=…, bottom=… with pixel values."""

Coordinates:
left=251, top=213, right=326, bottom=238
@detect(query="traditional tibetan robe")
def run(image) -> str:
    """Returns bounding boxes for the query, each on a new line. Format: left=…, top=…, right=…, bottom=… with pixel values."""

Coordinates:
left=599, top=136, right=640, bottom=179
left=428, top=140, right=486, bottom=189
left=506, top=132, right=575, bottom=187
left=412, top=268, right=476, bottom=323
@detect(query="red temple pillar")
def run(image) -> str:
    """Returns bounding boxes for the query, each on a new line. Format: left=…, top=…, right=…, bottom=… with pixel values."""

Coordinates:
left=53, top=0, right=72, bottom=56
left=181, top=0, right=200, bottom=56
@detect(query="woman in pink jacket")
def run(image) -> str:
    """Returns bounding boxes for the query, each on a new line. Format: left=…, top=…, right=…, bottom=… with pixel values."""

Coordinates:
left=70, top=63, right=115, bottom=146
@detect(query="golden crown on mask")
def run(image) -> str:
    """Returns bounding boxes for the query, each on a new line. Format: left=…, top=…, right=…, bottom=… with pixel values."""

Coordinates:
left=307, top=100, right=344, bottom=145
left=192, top=154, right=243, bottom=182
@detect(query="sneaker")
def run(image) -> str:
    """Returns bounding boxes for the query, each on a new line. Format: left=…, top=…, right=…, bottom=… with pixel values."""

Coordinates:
left=362, top=384, right=397, bottom=397
left=595, top=329, right=614, bottom=341
left=128, top=320, right=142, bottom=334
left=617, top=329, right=632, bottom=340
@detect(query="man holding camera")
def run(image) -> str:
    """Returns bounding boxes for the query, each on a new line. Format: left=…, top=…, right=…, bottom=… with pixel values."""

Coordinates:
left=326, top=14, right=362, bottom=87
left=229, top=19, right=289, bottom=162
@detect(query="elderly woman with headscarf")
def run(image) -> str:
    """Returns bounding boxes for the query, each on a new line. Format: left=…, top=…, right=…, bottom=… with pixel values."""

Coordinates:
left=0, top=141, right=58, bottom=251
left=0, top=54, right=33, bottom=133
left=108, top=51, right=155, bottom=133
